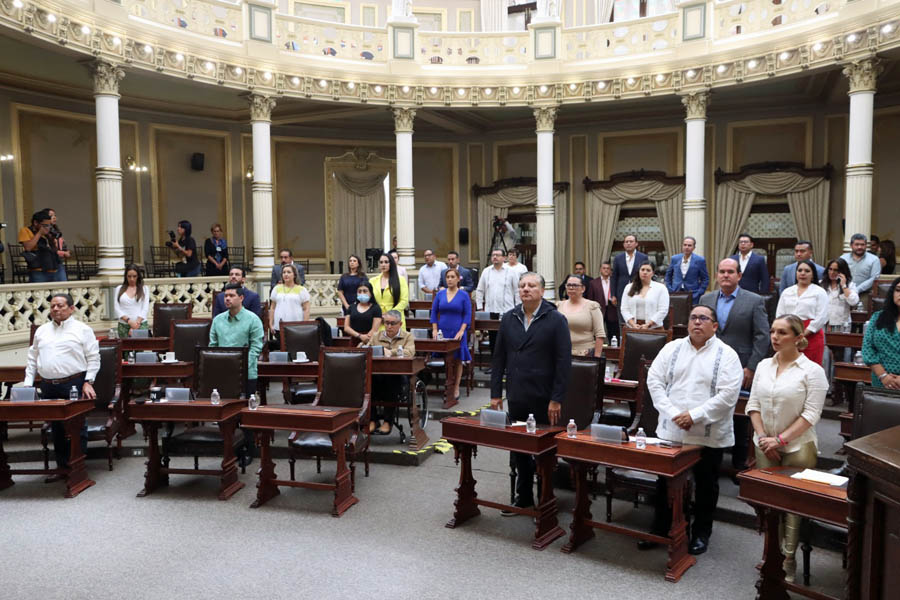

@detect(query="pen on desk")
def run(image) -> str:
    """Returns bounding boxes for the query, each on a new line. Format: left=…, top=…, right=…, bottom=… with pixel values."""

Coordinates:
left=759, top=469, right=774, bottom=475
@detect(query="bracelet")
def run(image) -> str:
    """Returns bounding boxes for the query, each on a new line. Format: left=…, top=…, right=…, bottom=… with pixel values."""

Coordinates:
left=777, top=434, right=787, bottom=446
left=878, top=372, right=889, bottom=380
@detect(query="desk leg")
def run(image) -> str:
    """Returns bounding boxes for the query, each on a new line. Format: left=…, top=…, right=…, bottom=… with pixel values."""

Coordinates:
left=756, top=507, right=790, bottom=600
left=250, top=430, right=279, bottom=508
left=562, top=460, right=594, bottom=553
left=138, top=422, right=166, bottom=496
left=665, top=471, right=696, bottom=582
left=408, top=374, right=429, bottom=451
left=119, top=379, right=136, bottom=440
left=63, top=415, right=95, bottom=498
left=533, top=452, right=565, bottom=550
left=442, top=358, right=457, bottom=410
left=446, top=442, right=480, bottom=528
left=0, top=434, right=13, bottom=491
left=217, top=418, right=245, bottom=501
left=330, top=427, right=357, bottom=517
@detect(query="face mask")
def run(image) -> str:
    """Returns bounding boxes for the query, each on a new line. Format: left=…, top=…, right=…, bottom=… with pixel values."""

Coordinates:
left=357, top=294, right=371, bottom=304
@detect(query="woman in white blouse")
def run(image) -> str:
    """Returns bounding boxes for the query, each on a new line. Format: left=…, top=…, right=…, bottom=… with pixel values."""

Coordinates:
left=775, top=259, right=828, bottom=364
left=821, top=258, right=860, bottom=331
left=620, top=261, right=669, bottom=329
left=114, top=264, right=151, bottom=338
left=746, top=314, right=828, bottom=582
left=269, top=263, right=311, bottom=343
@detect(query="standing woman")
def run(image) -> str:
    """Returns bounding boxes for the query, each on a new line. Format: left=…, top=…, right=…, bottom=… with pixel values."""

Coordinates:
left=370, top=252, right=408, bottom=328
left=745, top=314, right=828, bottom=582
left=45, top=208, right=70, bottom=282
left=430, top=267, right=472, bottom=404
left=204, top=224, right=229, bottom=276
left=557, top=274, right=605, bottom=356
left=862, top=276, right=900, bottom=389
left=879, top=240, right=896, bottom=275
left=269, top=263, right=311, bottom=345
left=776, top=259, right=828, bottom=364
left=170, top=220, right=201, bottom=277
left=337, top=254, right=367, bottom=316
left=114, top=264, right=151, bottom=338
left=621, top=261, right=670, bottom=330
left=822, top=258, right=859, bottom=331
left=344, top=281, right=382, bottom=345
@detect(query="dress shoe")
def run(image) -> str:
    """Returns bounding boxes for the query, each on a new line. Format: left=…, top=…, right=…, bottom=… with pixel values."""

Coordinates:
left=44, top=473, right=66, bottom=484
left=637, top=540, right=660, bottom=551
left=688, top=536, right=709, bottom=555
left=500, top=501, right=534, bottom=517
left=783, top=557, right=796, bottom=583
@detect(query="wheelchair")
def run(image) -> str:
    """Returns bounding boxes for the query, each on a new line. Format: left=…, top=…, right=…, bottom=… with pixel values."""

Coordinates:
left=373, top=373, right=429, bottom=444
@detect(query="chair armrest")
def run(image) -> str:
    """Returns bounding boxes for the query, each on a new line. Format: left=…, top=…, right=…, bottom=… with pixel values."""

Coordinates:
left=312, top=392, right=322, bottom=406
left=287, top=430, right=299, bottom=443
left=358, top=392, right=371, bottom=425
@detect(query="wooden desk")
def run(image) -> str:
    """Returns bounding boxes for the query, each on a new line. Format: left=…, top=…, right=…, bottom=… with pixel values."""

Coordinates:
left=556, top=433, right=701, bottom=582
left=850, top=311, right=868, bottom=325
left=129, top=397, right=245, bottom=500
left=474, top=319, right=501, bottom=332
left=833, top=362, right=872, bottom=439
left=737, top=467, right=848, bottom=600
left=120, top=361, right=194, bottom=438
left=441, top=416, right=566, bottom=550
left=256, top=360, right=318, bottom=405
left=0, top=399, right=96, bottom=498
left=826, top=332, right=864, bottom=351
left=241, top=405, right=359, bottom=516
left=408, top=300, right=433, bottom=312
left=0, top=366, right=28, bottom=441
left=603, top=346, right=621, bottom=363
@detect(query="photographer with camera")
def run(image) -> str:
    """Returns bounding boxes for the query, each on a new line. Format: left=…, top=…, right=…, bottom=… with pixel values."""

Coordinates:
left=490, top=215, right=518, bottom=255
left=166, top=220, right=201, bottom=277
left=43, top=208, right=70, bottom=281
left=17, top=209, right=60, bottom=282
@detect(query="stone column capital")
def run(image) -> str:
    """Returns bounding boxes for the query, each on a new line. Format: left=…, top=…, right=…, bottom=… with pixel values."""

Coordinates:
left=681, top=91, right=709, bottom=120
left=393, top=107, right=416, bottom=133
left=90, top=60, right=125, bottom=97
left=533, top=105, right=558, bottom=133
left=248, top=94, right=277, bottom=122
left=843, top=58, right=882, bottom=94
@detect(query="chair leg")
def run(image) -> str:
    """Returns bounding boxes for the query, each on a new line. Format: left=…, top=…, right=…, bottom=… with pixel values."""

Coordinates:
left=194, top=456, right=199, bottom=470
left=364, top=448, right=370, bottom=477
left=801, top=519, right=812, bottom=587
left=508, top=454, right=517, bottom=505
left=289, top=457, right=296, bottom=481
left=350, top=463, right=356, bottom=493
left=41, top=428, right=50, bottom=471
left=107, top=443, right=113, bottom=471
left=316, top=456, right=321, bottom=474
left=606, top=490, right=613, bottom=523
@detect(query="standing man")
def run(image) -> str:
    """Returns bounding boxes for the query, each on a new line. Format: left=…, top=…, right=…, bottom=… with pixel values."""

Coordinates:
left=476, top=249, right=519, bottom=359
left=270, top=249, right=306, bottom=289
left=586, top=261, right=619, bottom=340
left=418, top=249, right=446, bottom=297
left=490, top=272, right=571, bottom=512
left=665, top=236, right=710, bottom=304
left=611, top=235, right=647, bottom=315
left=841, top=233, right=882, bottom=295
left=779, top=240, right=825, bottom=293
left=440, top=251, right=475, bottom=293
left=506, top=249, right=528, bottom=282
left=24, top=293, right=100, bottom=480
left=731, top=233, right=769, bottom=294
left=643, top=305, right=743, bottom=555
left=558, top=261, right=593, bottom=300
left=212, top=267, right=262, bottom=318
left=209, top=283, right=264, bottom=398
left=700, top=258, right=770, bottom=472
left=17, top=210, right=60, bottom=283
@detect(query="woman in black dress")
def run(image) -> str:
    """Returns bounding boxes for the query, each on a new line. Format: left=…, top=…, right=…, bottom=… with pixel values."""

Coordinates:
left=343, top=281, right=382, bottom=345
left=337, top=254, right=367, bottom=315
left=203, top=223, right=229, bottom=276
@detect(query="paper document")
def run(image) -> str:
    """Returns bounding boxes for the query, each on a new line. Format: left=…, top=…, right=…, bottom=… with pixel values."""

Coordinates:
left=511, top=421, right=527, bottom=427
left=789, top=469, right=849, bottom=487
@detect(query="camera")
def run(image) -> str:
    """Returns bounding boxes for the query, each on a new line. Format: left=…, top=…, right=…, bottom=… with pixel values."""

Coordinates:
left=492, top=216, right=506, bottom=234
left=165, top=230, right=176, bottom=248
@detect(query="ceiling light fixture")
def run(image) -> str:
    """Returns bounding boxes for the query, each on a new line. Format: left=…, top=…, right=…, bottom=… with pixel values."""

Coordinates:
left=626, top=77, right=635, bottom=85
left=318, top=79, right=327, bottom=87
left=262, top=71, right=271, bottom=80
left=686, top=69, right=696, bottom=78
left=347, top=81, right=355, bottom=90
left=569, top=83, right=577, bottom=91
left=111, top=36, right=121, bottom=46
left=847, top=33, right=858, bottom=43
left=291, top=77, right=300, bottom=85
left=716, top=65, right=727, bottom=74
left=747, top=59, right=758, bottom=69
left=374, top=85, right=383, bottom=93
left=205, top=61, right=214, bottom=71
left=401, top=85, right=410, bottom=93
left=46, top=13, right=56, bottom=23
left=483, top=88, right=492, bottom=96
left=512, top=86, right=520, bottom=94
left=457, top=88, right=466, bottom=96
left=234, top=67, right=243, bottom=75
left=174, top=53, right=184, bottom=62
left=539, top=85, right=548, bottom=93
left=597, top=81, right=606, bottom=90
left=81, top=25, right=91, bottom=35
left=143, top=44, right=152, bottom=54
left=779, top=51, right=790, bottom=61
left=883, top=24, right=895, bottom=35
left=429, top=86, right=438, bottom=94
left=12, top=0, right=23, bottom=8
left=656, top=74, right=665, bottom=83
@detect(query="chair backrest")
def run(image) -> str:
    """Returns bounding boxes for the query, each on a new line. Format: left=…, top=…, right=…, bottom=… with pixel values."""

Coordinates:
left=760, top=293, right=778, bottom=326
left=169, top=318, right=213, bottom=362
left=853, top=384, right=900, bottom=440
left=280, top=321, right=321, bottom=357
left=871, top=296, right=886, bottom=314
left=874, top=280, right=893, bottom=298
left=124, top=246, right=134, bottom=265
left=561, top=356, right=604, bottom=429
left=414, top=309, right=430, bottom=319
left=618, top=327, right=672, bottom=381
left=632, top=360, right=659, bottom=436
left=317, top=347, right=372, bottom=409
left=153, top=302, right=192, bottom=337
left=194, top=346, right=248, bottom=399
left=95, top=340, right=122, bottom=410
left=668, top=292, right=693, bottom=328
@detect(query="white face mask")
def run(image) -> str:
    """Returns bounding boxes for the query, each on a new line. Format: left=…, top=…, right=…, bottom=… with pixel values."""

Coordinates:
left=357, top=294, right=371, bottom=304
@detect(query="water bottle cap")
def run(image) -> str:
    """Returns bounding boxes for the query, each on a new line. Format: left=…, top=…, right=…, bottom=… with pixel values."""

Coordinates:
left=528, top=413, right=534, bottom=418
left=569, top=419, right=575, bottom=423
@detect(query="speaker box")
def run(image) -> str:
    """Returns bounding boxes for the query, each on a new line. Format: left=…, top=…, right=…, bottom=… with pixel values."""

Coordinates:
left=458, top=227, right=469, bottom=245
left=190, top=153, right=205, bottom=171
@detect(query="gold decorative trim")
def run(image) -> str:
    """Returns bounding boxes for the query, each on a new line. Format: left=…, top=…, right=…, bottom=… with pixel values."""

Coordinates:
left=843, top=57, right=883, bottom=94
left=682, top=92, right=709, bottom=121
left=89, top=59, right=125, bottom=97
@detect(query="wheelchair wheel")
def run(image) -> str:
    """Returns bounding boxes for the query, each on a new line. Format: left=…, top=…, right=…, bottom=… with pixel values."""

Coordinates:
left=413, top=378, right=428, bottom=429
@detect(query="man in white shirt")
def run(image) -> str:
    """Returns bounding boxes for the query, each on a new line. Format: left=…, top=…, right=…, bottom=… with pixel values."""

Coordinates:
left=642, top=304, right=743, bottom=556
left=841, top=233, right=882, bottom=294
left=25, top=293, right=100, bottom=476
left=506, top=249, right=528, bottom=281
left=476, top=249, right=520, bottom=360
left=418, top=248, right=446, bottom=297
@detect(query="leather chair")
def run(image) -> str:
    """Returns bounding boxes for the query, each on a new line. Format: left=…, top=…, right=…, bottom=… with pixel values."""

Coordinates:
left=152, top=302, right=192, bottom=338
left=162, top=346, right=250, bottom=472
left=870, top=296, right=886, bottom=314
left=169, top=318, right=212, bottom=362
left=42, top=340, right=124, bottom=471
left=288, top=347, right=372, bottom=490
left=280, top=321, right=321, bottom=404
left=760, top=293, right=779, bottom=326
left=874, top=280, right=893, bottom=298
left=602, top=328, right=671, bottom=426
left=668, top=292, right=692, bottom=335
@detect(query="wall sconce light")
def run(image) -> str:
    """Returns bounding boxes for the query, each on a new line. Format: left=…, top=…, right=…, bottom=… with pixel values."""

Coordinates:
left=0, top=154, right=14, bottom=162
left=246, top=165, right=254, bottom=180
left=125, top=155, right=148, bottom=172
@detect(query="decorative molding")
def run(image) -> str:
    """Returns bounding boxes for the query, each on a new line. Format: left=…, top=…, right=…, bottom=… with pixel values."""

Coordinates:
left=473, top=177, right=569, bottom=197
left=843, top=57, right=883, bottom=94
left=714, top=162, right=833, bottom=184
left=681, top=91, right=709, bottom=120
left=248, top=93, right=276, bottom=122
left=584, top=170, right=686, bottom=191
left=89, top=59, right=125, bottom=96
left=393, top=107, right=416, bottom=133
left=534, top=106, right=557, bottom=132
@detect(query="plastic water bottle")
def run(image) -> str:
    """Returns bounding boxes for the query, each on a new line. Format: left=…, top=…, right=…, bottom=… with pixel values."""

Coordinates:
left=610, top=336, right=618, bottom=348
left=436, top=330, right=444, bottom=340
left=108, top=327, right=117, bottom=340
left=249, top=394, right=260, bottom=410
left=526, top=413, right=536, bottom=434
left=69, top=385, right=79, bottom=402
left=566, top=419, right=577, bottom=438
left=853, top=351, right=864, bottom=366
left=210, top=388, right=221, bottom=405
left=635, top=427, right=647, bottom=450
left=605, top=363, right=613, bottom=380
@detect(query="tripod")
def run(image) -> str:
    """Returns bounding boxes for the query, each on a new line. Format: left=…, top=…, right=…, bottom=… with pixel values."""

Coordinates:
left=487, top=221, right=508, bottom=264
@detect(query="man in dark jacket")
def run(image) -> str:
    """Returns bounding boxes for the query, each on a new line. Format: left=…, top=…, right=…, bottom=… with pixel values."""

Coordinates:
left=491, top=272, right=571, bottom=512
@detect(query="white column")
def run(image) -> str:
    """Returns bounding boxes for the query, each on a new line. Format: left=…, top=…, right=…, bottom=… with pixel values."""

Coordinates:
left=91, top=60, right=126, bottom=277
left=393, top=108, right=416, bottom=270
left=249, top=94, right=277, bottom=272
left=534, top=106, right=557, bottom=299
left=389, top=0, right=416, bottom=23
left=533, top=0, right=561, bottom=23
left=682, top=92, right=709, bottom=256
left=842, top=58, right=881, bottom=251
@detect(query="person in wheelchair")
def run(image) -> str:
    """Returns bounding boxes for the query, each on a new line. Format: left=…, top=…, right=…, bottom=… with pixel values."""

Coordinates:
left=371, top=310, right=416, bottom=435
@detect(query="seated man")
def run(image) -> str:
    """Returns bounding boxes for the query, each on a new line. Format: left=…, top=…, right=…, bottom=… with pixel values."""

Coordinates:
left=212, top=266, right=262, bottom=318
left=370, top=310, right=416, bottom=436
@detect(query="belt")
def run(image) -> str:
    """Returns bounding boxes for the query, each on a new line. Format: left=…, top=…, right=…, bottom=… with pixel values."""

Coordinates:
left=43, top=371, right=86, bottom=385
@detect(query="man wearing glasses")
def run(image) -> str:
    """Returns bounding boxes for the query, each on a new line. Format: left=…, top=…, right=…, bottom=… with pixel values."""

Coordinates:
left=370, top=310, right=416, bottom=436
left=643, top=305, right=742, bottom=556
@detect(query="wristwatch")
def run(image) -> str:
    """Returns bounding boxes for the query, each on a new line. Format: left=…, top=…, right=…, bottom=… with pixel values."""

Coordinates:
left=878, top=372, right=889, bottom=380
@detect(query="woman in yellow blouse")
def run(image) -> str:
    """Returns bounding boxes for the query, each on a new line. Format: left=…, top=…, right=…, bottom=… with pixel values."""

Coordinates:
left=369, top=252, right=409, bottom=329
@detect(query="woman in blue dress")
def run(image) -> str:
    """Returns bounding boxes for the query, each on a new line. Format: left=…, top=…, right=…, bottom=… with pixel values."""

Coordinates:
left=430, top=267, right=472, bottom=404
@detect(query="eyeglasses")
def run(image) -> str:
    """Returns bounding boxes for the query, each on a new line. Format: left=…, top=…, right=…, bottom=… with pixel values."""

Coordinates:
left=565, top=283, right=582, bottom=288
left=383, top=320, right=400, bottom=326
left=689, top=314, right=714, bottom=323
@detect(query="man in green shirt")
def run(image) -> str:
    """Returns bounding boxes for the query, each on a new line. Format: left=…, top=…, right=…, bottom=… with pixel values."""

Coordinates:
left=210, top=282, right=264, bottom=397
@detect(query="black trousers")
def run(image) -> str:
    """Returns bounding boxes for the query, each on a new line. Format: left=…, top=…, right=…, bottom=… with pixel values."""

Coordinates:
left=373, top=374, right=405, bottom=423
left=731, top=415, right=750, bottom=469
left=487, top=312, right=500, bottom=356
left=651, top=446, right=724, bottom=540
left=39, top=375, right=87, bottom=469
left=604, top=315, right=620, bottom=341
left=512, top=452, right=535, bottom=506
